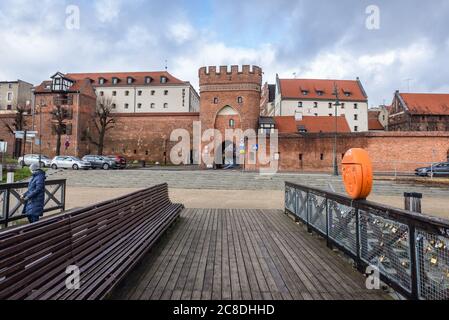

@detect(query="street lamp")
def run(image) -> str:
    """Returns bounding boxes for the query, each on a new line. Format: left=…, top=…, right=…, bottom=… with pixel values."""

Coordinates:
left=332, top=83, right=341, bottom=176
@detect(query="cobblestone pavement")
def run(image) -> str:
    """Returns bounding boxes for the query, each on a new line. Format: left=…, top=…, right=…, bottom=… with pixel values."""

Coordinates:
left=48, top=168, right=449, bottom=198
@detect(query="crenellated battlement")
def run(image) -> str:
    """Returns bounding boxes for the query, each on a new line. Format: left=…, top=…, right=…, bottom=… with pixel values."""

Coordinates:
left=199, top=65, right=262, bottom=86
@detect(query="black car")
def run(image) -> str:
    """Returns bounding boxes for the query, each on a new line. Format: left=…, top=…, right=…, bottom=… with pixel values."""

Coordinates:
left=82, top=155, right=117, bottom=170
left=106, top=155, right=127, bottom=169
left=415, top=162, right=449, bottom=177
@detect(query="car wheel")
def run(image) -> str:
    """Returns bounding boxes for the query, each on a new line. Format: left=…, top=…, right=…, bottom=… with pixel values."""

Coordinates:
left=51, top=164, right=58, bottom=170
left=103, top=163, right=110, bottom=170
left=73, top=164, right=79, bottom=170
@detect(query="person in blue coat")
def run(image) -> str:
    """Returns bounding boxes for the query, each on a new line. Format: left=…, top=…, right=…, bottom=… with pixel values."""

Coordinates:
left=21, top=163, right=46, bottom=223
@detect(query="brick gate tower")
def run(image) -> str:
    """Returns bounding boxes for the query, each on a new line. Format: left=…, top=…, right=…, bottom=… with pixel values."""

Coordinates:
left=198, top=65, right=262, bottom=166
left=199, top=65, right=262, bottom=134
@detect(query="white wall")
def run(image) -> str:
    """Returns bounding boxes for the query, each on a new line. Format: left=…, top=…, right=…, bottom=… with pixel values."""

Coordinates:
left=96, top=84, right=199, bottom=113
left=277, top=99, right=369, bottom=132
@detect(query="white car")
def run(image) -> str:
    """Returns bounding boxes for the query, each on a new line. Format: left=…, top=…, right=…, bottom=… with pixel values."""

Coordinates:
left=50, top=156, right=91, bottom=170
left=18, top=154, right=52, bottom=167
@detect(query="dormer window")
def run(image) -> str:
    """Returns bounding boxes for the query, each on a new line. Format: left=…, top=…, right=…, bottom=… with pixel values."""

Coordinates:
left=50, top=72, right=73, bottom=92
left=160, top=76, right=167, bottom=84
left=99, top=78, right=105, bottom=85
left=145, top=77, right=152, bottom=84
left=127, top=77, right=133, bottom=84
left=343, top=90, right=351, bottom=97
left=316, top=90, right=324, bottom=96
left=112, top=77, right=119, bottom=85
left=302, top=90, right=309, bottom=96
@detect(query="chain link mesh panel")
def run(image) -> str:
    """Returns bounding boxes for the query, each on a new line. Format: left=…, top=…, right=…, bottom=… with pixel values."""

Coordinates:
left=308, top=193, right=327, bottom=235
left=416, top=230, right=449, bottom=300
left=296, top=189, right=308, bottom=223
left=359, top=210, right=412, bottom=292
left=285, top=185, right=296, bottom=214
left=328, top=200, right=357, bottom=255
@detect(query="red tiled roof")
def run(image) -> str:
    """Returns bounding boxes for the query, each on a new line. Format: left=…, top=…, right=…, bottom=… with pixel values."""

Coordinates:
left=368, top=119, right=384, bottom=130
left=34, top=79, right=97, bottom=98
left=368, top=110, right=381, bottom=119
left=279, top=79, right=367, bottom=101
left=65, top=71, right=186, bottom=87
left=274, top=115, right=351, bottom=133
left=400, top=93, right=449, bottom=115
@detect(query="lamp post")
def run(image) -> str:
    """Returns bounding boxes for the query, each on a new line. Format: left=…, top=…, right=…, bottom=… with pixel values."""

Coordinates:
left=332, top=83, right=341, bottom=176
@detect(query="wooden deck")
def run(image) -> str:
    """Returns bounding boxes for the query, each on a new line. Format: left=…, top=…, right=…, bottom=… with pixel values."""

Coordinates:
left=111, top=208, right=390, bottom=300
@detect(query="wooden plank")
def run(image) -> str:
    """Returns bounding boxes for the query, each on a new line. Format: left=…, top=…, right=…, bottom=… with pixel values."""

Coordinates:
left=201, top=208, right=218, bottom=300
left=139, top=208, right=201, bottom=300
left=160, top=207, right=206, bottom=300
left=180, top=208, right=212, bottom=300
left=211, top=209, right=223, bottom=300
left=220, top=208, right=232, bottom=300
left=170, top=208, right=209, bottom=300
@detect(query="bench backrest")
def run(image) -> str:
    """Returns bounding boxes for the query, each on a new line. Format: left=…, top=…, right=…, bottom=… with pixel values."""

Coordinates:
left=0, top=183, right=178, bottom=300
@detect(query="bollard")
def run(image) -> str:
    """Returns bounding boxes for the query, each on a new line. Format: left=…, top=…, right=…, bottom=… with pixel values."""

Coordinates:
left=7, top=172, right=14, bottom=184
left=404, top=192, right=422, bottom=213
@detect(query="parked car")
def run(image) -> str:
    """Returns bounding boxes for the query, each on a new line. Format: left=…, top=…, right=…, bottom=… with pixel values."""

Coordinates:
left=82, top=155, right=117, bottom=170
left=18, top=154, right=52, bottom=167
left=50, top=156, right=91, bottom=170
left=415, top=162, right=449, bottom=177
left=106, top=155, right=127, bottom=169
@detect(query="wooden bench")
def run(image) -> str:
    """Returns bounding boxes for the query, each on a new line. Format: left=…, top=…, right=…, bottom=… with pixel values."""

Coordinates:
left=0, top=183, right=183, bottom=300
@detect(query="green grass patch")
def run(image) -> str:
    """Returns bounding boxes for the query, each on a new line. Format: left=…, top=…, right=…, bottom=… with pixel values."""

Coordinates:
left=0, top=166, right=45, bottom=183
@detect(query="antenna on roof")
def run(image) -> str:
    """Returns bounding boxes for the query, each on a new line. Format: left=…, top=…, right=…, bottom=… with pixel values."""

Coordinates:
left=165, top=60, right=168, bottom=71
left=292, top=72, right=297, bottom=79
left=403, top=78, right=413, bottom=92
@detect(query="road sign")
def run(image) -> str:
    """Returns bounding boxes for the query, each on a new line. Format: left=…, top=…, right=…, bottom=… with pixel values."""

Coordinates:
left=252, top=144, right=258, bottom=151
left=14, top=131, right=38, bottom=139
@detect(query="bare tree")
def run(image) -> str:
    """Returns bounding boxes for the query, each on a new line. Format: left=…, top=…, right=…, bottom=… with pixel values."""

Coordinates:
left=84, top=96, right=115, bottom=155
left=50, top=105, right=71, bottom=156
left=2, top=105, right=28, bottom=158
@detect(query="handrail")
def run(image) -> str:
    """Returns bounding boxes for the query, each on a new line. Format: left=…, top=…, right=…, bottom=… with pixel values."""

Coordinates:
left=0, top=179, right=66, bottom=228
left=285, top=181, right=449, bottom=300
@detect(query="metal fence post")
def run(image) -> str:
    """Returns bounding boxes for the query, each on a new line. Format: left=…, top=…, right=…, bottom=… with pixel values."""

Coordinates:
left=4, top=189, right=10, bottom=228
left=354, top=207, right=363, bottom=272
left=409, top=224, right=419, bottom=300
left=306, top=191, right=311, bottom=233
left=326, top=198, right=332, bottom=249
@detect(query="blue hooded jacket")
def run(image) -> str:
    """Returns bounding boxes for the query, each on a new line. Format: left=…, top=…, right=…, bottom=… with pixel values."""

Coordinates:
left=24, top=169, right=46, bottom=217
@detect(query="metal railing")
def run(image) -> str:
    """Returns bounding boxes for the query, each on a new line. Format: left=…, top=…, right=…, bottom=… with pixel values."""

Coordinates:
left=285, top=182, right=449, bottom=300
left=0, top=179, right=66, bottom=228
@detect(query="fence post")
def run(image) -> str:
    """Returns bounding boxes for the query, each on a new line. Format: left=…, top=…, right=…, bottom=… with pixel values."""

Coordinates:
left=325, top=198, right=332, bottom=249
left=409, top=225, right=419, bottom=300
left=306, top=191, right=311, bottom=233
left=4, top=189, right=10, bottom=228
left=354, top=207, right=363, bottom=272
left=62, top=180, right=67, bottom=211
left=404, top=193, right=422, bottom=213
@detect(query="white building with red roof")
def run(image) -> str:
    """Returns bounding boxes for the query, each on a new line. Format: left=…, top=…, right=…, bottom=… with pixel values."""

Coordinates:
left=274, top=75, right=369, bottom=132
left=64, top=71, right=199, bottom=113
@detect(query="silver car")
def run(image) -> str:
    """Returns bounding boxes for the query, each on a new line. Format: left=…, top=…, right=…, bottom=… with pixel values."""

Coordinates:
left=18, top=154, right=52, bottom=167
left=50, top=156, right=91, bottom=170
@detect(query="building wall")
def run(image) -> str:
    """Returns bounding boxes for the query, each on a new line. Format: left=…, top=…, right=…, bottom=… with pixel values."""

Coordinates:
left=102, top=113, right=199, bottom=163
left=276, top=99, right=369, bottom=132
left=96, top=84, right=199, bottom=113
left=33, top=92, right=97, bottom=158
left=245, top=132, right=449, bottom=173
left=0, top=81, right=33, bottom=111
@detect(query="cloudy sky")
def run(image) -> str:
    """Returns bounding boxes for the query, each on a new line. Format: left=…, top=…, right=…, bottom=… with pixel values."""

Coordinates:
left=1, top=0, right=449, bottom=106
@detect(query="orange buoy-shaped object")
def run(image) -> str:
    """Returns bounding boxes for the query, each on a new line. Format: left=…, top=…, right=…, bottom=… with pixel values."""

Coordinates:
left=341, top=148, right=373, bottom=200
